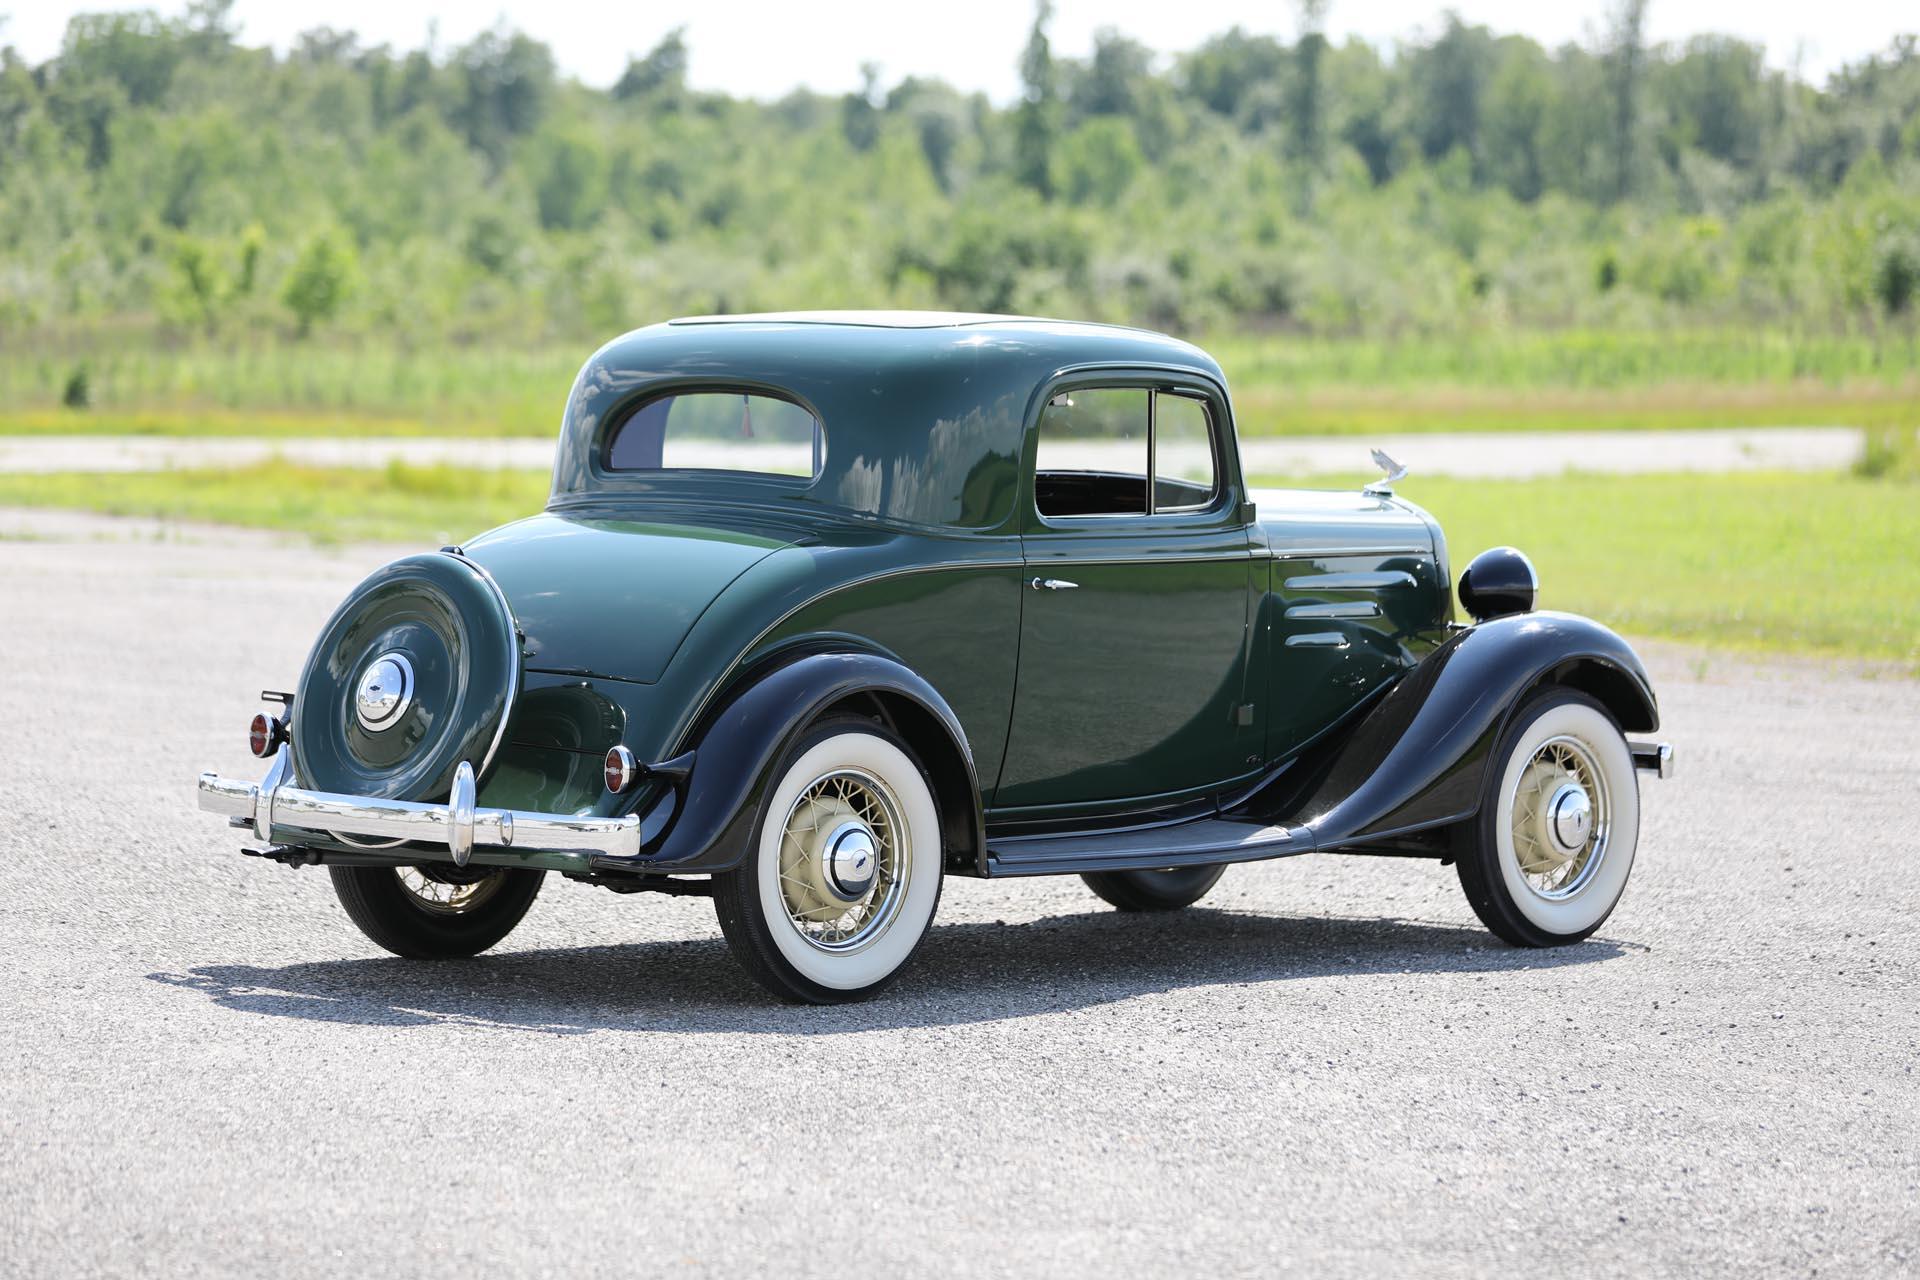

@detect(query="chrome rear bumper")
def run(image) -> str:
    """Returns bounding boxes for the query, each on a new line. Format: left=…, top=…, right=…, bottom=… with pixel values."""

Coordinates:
left=197, top=751, right=640, bottom=864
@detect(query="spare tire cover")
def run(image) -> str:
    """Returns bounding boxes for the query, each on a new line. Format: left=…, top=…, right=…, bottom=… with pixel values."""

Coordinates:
left=292, top=553, right=521, bottom=801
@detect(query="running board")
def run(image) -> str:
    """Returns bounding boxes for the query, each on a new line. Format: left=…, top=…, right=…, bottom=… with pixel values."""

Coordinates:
left=985, top=818, right=1316, bottom=878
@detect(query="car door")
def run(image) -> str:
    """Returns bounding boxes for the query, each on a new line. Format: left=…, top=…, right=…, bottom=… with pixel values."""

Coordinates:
left=994, top=378, right=1259, bottom=814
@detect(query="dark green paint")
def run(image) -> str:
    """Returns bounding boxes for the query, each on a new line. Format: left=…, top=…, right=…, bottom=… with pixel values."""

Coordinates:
left=451, top=314, right=1454, bottom=840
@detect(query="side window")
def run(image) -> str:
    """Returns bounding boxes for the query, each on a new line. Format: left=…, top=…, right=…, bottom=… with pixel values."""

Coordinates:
left=1034, top=388, right=1148, bottom=517
left=1033, top=386, right=1221, bottom=518
left=1153, top=392, right=1218, bottom=512
left=606, top=391, right=823, bottom=478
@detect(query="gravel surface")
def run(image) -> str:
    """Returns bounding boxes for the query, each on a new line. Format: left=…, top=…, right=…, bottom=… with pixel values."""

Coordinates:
left=1, top=511, right=1915, bottom=1278
left=0, top=424, right=1866, bottom=478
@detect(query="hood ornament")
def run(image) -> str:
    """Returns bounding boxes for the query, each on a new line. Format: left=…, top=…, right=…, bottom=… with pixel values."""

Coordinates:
left=1363, top=447, right=1409, bottom=497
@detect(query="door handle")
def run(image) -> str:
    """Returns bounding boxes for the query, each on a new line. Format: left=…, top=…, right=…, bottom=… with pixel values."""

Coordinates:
left=1028, top=577, right=1080, bottom=591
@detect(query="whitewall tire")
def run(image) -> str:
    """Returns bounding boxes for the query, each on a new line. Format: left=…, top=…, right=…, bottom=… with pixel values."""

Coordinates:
left=1456, top=689, right=1640, bottom=947
left=713, top=717, right=944, bottom=1003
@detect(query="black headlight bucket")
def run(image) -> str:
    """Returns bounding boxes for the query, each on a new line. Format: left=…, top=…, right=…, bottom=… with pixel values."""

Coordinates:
left=1458, top=546, right=1539, bottom=622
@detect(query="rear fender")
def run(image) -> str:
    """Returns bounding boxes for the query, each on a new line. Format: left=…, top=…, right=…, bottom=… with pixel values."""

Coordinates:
left=1273, top=612, right=1658, bottom=849
left=606, top=650, right=984, bottom=875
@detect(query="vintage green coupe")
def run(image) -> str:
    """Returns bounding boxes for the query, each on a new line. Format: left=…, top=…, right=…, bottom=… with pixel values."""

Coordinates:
left=198, top=312, right=1673, bottom=1002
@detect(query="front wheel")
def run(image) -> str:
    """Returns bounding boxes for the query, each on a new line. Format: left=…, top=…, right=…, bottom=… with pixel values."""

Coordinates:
left=329, top=864, right=544, bottom=958
left=1456, top=688, right=1640, bottom=947
left=1081, top=865, right=1226, bottom=912
left=713, top=718, right=944, bottom=1004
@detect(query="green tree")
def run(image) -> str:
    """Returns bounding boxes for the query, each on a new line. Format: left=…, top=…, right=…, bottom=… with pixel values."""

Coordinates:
left=1483, top=39, right=1555, bottom=200
left=1286, top=0, right=1330, bottom=168
left=614, top=28, right=687, bottom=101
left=281, top=230, right=357, bottom=336
left=1405, top=14, right=1497, bottom=170
left=1014, top=0, right=1058, bottom=197
left=533, top=126, right=608, bottom=231
left=841, top=62, right=881, bottom=152
left=169, top=235, right=225, bottom=331
left=451, top=27, right=553, bottom=164
left=1604, top=0, right=1650, bottom=200
left=1058, top=117, right=1143, bottom=204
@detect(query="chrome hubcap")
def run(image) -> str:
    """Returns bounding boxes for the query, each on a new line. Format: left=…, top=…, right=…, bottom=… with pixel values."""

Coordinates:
left=354, top=652, right=414, bottom=732
left=1547, top=782, right=1593, bottom=851
left=777, top=769, right=909, bottom=953
left=1511, top=735, right=1611, bottom=900
left=822, top=820, right=878, bottom=900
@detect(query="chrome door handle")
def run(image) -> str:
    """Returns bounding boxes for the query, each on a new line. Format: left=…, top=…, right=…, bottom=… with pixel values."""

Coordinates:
left=1028, top=577, right=1079, bottom=591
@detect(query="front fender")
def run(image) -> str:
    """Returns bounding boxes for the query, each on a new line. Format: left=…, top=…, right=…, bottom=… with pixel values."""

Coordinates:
left=1278, top=611, right=1658, bottom=848
left=603, top=650, right=984, bottom=875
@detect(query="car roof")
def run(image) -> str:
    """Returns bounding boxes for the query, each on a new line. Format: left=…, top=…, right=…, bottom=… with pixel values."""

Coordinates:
left=667, top=309, right=1156, bottom=334
left=550, top=311, right=1228, bottom=530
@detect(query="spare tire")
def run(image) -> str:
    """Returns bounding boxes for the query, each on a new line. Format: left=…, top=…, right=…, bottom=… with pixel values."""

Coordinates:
left=291, top=552, right=521, bottom=802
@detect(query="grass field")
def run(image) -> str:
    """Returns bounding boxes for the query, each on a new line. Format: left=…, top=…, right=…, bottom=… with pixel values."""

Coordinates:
left=6, top=328, right=1916, bottom=438
left=0, top=460, right=1914, bottom=666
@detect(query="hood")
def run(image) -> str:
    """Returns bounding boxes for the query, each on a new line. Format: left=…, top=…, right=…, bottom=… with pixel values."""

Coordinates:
left=462, top=513, right=795, bottom=684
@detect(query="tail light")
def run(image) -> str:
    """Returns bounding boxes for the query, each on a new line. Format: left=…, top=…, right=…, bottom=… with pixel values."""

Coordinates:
left=604, top=745, right=638, bottom=793
left=249, top=712, right=287, bottom=758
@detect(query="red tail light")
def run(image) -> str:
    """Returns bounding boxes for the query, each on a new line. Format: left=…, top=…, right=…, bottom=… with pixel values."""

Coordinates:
left=249, top=712, right=286, bottom=758
left=604, top=745, right=637, bottom=793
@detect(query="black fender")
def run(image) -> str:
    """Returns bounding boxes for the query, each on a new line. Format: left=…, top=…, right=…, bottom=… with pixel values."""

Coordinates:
left=1275, top=611, right=1659, bottom=850
left=597, top=650, right=986, bottom=876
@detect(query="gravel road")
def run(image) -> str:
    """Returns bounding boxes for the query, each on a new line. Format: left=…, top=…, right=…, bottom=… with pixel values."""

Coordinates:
left=0, top=424, right=1865, bottom=478
left=1, top=510, right=1915, bottom=1278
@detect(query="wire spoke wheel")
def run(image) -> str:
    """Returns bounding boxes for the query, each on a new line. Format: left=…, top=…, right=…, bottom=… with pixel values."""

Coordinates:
left=1509, top=735, right=1613, bottom=901
left=394, top=865, right=509, bottom=916
left=774, top=768, right=910, bottom=954
left=1458, top=689, right=1641, bottom=948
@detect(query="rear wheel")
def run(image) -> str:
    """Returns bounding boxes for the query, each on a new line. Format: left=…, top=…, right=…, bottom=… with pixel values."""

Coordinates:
left=329, top=864, right=544, bottom=958
left=1081, top=865, right=1226, bottom=912
left=713, top=717, right=944, bottom=1004
left=1456, top=688, right=1640, bottom=947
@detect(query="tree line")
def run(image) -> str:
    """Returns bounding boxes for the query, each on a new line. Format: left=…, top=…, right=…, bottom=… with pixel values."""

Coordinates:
left=0, top=0, right=1915, bottom=345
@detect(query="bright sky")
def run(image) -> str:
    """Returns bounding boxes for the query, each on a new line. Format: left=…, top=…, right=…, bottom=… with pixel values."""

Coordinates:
left=4, top=1, right=1908, bottom=95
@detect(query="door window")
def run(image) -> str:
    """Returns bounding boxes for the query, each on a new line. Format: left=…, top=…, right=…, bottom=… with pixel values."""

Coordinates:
left=1034, top=388, right=1148, bottom=517
left=1153, top=392, right=1218, bottom=511
left=1034, top=386, right=1220, bottom=519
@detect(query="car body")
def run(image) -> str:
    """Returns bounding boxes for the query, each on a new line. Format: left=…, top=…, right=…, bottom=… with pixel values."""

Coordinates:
left=199, top=312, right=1673, bottom=1001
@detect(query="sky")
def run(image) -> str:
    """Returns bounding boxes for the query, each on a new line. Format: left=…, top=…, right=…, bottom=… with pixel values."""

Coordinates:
left=4, top=1, right=1910, bottom=97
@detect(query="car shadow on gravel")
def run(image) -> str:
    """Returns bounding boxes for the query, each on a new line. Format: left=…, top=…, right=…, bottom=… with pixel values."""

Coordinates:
left=148, top=906, right=1630, bottom=1035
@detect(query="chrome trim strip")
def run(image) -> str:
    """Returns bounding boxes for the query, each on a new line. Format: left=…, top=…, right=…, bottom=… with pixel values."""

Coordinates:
left=444, top=550, right=523, bottom=781
left=1285, top=631, right=1350, bottom=649
left=197, top=761, right=642, bottom=860
left=1255, top=545, right=1427, bottom=560
left=1284, top=601, right=1381, bottom=620
left=1282, top=570, right=1417, bottom=591
left=1020, top=551, right=1261, bottom=565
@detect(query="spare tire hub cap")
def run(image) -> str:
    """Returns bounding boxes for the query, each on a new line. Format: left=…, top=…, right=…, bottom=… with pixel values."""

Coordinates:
left=354, top=652, right=414, bottom=731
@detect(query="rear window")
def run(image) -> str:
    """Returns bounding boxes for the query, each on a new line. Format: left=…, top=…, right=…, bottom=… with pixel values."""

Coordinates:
left=605, top=391, right=823, bottom=478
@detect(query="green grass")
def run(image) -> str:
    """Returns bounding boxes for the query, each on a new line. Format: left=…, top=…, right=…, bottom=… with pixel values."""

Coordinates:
left=6, top=328, right=1915, bottom=438
left=1257, top=470, right=1920, bottom=666
left=0, top=460, right=1913, bottom=666
left=0, top=460, right=549, bottom=545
